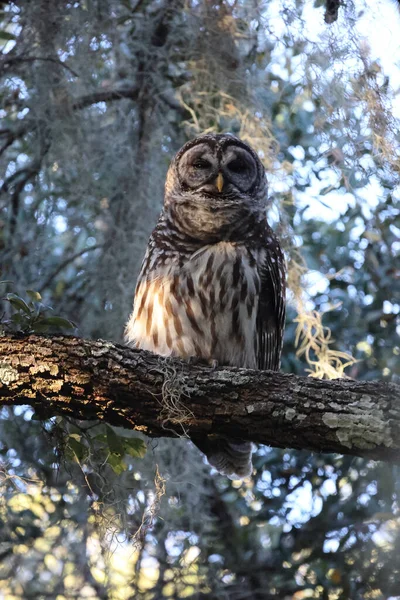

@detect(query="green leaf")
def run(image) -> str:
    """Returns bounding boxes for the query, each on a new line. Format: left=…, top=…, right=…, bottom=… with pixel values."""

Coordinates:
left=107, top=453, right=127, bottom=475
left=26, top=289, right=42, bottom=302
left=106, top=426, right=124, bottom=456
left=94, top=433, right=107, bottom=444
left=33, top=316, right=75, bottom=331
left=10, top=313, right=25, bottom=325
left=68, top=423, right=83, bottom=436
left=5, top=293, right=31, bottom=314
left=68, top=437, right=87, bottom=462
left=123, top=437, right=147, bottom=459
left=30, top=321, right=52, bottom=333
left=0, top=31, right=16, bottom=42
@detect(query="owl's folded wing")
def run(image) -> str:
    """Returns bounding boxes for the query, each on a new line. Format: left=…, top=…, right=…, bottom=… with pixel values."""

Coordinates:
left=256, top=231, right=286, bottom=371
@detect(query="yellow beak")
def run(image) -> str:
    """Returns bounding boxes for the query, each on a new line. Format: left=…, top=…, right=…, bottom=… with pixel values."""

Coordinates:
left=216, top=172, right=224, bottom=193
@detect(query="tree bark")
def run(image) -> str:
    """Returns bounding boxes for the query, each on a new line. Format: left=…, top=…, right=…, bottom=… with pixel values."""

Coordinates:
left=0, top=334, right=399, bottom=462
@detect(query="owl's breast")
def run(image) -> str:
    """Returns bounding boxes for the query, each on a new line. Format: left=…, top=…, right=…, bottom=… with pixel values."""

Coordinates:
left=125, top=242, right=261, bottom=368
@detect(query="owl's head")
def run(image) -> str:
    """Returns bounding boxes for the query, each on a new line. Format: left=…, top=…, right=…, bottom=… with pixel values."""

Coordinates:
left=164, top=133, right=267, bottom=241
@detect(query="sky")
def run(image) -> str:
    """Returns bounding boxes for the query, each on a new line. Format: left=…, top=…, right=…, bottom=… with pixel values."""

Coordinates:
left=361, top=0, right=400, bottom=104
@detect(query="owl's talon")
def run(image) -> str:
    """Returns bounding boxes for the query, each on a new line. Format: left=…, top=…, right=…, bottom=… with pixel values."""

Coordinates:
left=187, top=356, right=218, bottom=369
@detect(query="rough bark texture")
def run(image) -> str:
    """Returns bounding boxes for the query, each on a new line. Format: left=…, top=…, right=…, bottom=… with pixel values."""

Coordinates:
left=0, top=334, right=399, bottom=462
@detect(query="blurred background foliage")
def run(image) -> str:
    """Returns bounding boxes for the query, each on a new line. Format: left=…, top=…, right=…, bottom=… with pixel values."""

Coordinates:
left=0, top=0, right=400, bottom=598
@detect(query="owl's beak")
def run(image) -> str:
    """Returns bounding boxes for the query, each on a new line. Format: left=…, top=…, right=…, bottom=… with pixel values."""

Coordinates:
left=216, top=172, right=224, bottom=193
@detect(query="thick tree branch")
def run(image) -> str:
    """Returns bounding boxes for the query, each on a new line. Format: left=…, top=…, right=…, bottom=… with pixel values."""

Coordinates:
left=0, top=334, right=399, bottom=462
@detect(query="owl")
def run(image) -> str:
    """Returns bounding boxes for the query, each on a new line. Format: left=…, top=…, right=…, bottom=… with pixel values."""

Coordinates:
left=125, top=133, right=286, bottom=479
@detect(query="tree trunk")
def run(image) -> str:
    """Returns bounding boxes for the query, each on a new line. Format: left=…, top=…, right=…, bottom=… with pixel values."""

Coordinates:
left=0, top=334, right=399, bottom=462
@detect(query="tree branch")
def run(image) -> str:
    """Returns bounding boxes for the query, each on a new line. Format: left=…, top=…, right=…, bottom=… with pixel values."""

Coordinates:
left=38, top=244, right=103, bottom=292
left=0, top=122, right=33, bottom=158
left=0, top=54, right=79, bottom=77
left=71, top=86, right=140, bottom=110
left=0, top=334, right=399, bottom=462
left=0, top=85, right=139, bottom=164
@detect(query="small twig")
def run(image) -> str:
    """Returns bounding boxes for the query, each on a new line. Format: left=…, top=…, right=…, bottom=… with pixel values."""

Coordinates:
left=1, top=164, right=38, bottom=193
left=0, top=54, right=79, bottom=78
left=0, top=122, right=33, bottom=157
left=2, top=137, right=51, bottom=234
left=157, top=90, right=190, bottom=116
left=1, top=86, right=138, bottom=161
left=39, top=244, right=103, bottom=292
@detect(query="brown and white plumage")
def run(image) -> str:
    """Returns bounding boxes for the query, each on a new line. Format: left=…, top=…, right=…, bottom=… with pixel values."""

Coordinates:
left=125, top=133, right=286, bottom=478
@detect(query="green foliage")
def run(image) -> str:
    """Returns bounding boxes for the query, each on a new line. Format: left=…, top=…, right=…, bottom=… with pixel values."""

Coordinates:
left=0, top=30, right=15, bottom=41
left=64, top=423, right=147, bottom=474
left=0, top=283, right=75, bottom=334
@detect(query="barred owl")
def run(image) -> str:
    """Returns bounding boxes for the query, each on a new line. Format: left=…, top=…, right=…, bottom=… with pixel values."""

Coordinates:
left=125, top=133, right=286, bottom=479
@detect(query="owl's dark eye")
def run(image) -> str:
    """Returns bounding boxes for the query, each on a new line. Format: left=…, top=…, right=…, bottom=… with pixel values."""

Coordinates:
left=227, top=158, right=247, bottom=173
left=192, top=158, right=211, bottom=169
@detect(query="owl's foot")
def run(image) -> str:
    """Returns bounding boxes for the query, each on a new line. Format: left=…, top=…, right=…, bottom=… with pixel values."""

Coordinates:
left=187, top=356, right=219, bottom=369
left=191, top=434, right=253, bottom=479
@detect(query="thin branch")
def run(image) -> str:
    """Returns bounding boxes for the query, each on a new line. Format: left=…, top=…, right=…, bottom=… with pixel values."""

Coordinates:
left=71, top=86, right=139, bottom=110
left=1, top=139, right=50, bottom=234
left=0, top=122, right=33, bottom=157
left=158, top=90, right=191, bottom=116
left=39, top=244, right=104, bottom=292
left=0, top=85, right=139, bottom=161
left=1, top=162, right=40, bottom=194
left=0, top=54, right=79, bottom=77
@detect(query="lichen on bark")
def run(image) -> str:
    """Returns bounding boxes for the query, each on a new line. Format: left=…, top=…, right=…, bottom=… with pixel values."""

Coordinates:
left=0, top=334, right=399, bottom=463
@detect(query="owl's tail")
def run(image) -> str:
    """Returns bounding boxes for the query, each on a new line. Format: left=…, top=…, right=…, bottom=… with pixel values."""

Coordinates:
left=192, top=435, right=253, bottom=479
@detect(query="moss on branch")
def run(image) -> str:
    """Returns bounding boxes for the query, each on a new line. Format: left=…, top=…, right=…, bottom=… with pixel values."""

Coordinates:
left=0, top=334, right=399, bottom=462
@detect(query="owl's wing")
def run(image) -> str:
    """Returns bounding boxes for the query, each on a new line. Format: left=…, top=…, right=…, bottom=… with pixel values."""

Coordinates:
left=256, top=230, right=286, bottom=371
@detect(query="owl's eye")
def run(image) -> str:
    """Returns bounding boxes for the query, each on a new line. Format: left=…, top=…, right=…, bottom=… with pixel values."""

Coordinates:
left=192, top=158, right=211, bottom=169
left=227, top=158, right=247, bottom=173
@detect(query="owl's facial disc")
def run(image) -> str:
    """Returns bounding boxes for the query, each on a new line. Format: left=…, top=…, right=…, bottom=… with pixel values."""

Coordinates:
left=178, top=141, right=258, bottom=196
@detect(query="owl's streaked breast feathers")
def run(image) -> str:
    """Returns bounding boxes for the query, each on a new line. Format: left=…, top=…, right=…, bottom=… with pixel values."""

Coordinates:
left=125, top=133, right=286, bottom=479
